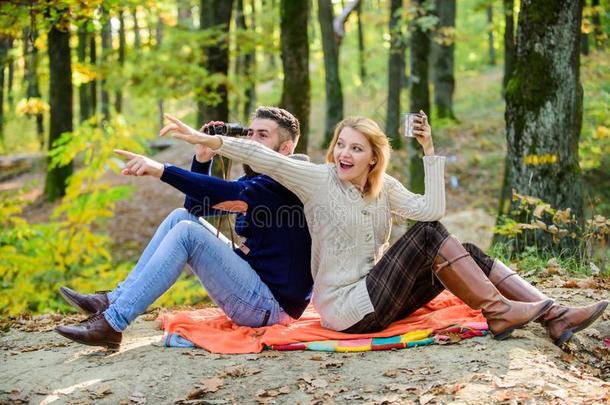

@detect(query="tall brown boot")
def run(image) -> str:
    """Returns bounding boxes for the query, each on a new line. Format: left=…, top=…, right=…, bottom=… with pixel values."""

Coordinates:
left=488, top=260, right=609, bottom=346
left=433, top=236, right=554, bottom=340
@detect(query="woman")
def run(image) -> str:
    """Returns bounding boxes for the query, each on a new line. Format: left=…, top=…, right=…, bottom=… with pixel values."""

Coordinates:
left=159, top=112, right=607, bottom=345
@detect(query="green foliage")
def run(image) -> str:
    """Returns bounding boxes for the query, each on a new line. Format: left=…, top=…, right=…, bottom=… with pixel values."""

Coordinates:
left=493, top=190, right=610, bottom=275
left=0, top=118, right=143, bottom=317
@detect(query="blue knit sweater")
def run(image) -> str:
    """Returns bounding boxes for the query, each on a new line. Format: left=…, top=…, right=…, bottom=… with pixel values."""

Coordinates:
left=160, top=156, right=313, bottom=319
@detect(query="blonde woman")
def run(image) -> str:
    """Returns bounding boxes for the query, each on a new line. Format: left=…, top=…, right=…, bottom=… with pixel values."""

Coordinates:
left=153, top=112, right=607, bottom=345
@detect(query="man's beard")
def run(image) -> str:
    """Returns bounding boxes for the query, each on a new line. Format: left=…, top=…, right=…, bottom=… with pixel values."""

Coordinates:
left=243, top=143, right=281, bottom=177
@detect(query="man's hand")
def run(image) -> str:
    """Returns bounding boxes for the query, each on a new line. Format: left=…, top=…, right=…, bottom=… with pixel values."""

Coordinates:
left=114, top=149, right=164, bottom=178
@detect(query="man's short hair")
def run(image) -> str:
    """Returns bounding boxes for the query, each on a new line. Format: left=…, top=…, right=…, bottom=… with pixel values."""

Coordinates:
left=252, top=106, right=300, bottom=143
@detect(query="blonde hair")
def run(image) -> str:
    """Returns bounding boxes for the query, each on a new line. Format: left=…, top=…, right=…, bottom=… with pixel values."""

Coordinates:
left=325, top=117, right=391, bottom=200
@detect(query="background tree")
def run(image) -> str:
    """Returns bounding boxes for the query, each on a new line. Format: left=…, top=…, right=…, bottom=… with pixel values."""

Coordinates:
left=385, top=0, right=405, bottom=148
left=77, top=24, right=91, bottom=123
left=432, top=0, right=457, bottom=120
left=498, top=0, right=586, bottom=252
left=0, top=35, right=13, bottom=147
left=197, top=0, right=234, bottom=126
left=318, top=0, right=344, bottom=146
left=100, top=8, right=112, bottom=123
left=487, top=4, right=496, bottom=65
left=502, top=0, right=516, bottom=93
left=23, top=27, right=45, bottom=147
left=409, top=0, right=432, bottom=194
left=44, top=10, right=74, bottom=201
left=115, top=10, right=126, bottom=114
left=280, top=0, right=310, bottom=153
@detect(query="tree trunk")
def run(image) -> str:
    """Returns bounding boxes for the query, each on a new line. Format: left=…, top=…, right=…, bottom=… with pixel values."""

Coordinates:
left=487, top=5, right=496, bottom=65
left=0, top=36, right=10, bottom=147
left=243, top=0, right=257, bottom=120
left=197, top=0, right=234, bottom=126
left=199, top=0, right=234, bottom=178
left=132, top=8, right=141, bottom=49
left=318, top=0, right=344, bottom=146
left=409, top=0, right=431, bottom=194
left=88, top=32, right=97, bottom=121
left=77, top=25, right=91, bottom=123
left=234, top=0, right=246, bottom=120
left=432, top=0, right=456, bottom=120
left=591, top=0, right=601, bottom=47
left=502, top=0, right=515, bottom=93
left=6, top=38, right=14, bottom=110
left=115, top=10, right=126, bottom=114
left=156, top=18, right=164, bottom=131
left=23, top=28, right=45, bottom=148
left=280, top=0, right=310, bottom=153
left=101, top=10, right=111, bottom=122
left=357, top=1, right=366, bottom=82
left=45, top=22, right=74, bottom=201
left=386, top=0, right=404, bottom=148
left=499, top=0, right=585, bottom=252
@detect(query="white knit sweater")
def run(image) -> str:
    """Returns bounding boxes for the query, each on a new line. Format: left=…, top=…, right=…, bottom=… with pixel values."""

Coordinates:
left=216, top=136, right=446, bottom=330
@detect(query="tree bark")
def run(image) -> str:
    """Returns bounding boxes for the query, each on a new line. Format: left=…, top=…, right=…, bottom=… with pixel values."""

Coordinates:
left=280, top=0, right=310, bottom=153
left=432, top=0, right=456, bottom=120
left=77, top=25, right=91, bottom=123
left=385, top=0, right=404, bottom=148
left=487, top=5, right=496, bottom=65
left=100, top=10, right=111, bottom=122
left=156, top=17, right=164, bottom=132
left=318, top=0, right=344, bottom=146
left=409, top=0, right=431, bottom=194
left=45, top=21, right=74, bottom=201
left=115, top=10, right=126, bottom=114
left=499, top=0, right=585, bottom=252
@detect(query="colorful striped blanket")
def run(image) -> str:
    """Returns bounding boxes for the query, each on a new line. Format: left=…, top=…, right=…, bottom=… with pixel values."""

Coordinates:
left=159, top=291, right=488, bottom=354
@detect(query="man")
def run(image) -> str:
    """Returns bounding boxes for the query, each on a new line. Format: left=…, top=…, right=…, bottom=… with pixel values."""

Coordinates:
left=55, top=107, right=313, bottom=349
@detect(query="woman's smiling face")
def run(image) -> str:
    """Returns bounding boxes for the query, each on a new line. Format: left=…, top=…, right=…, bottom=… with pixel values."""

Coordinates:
left=332, top=126, right=375, bottom=189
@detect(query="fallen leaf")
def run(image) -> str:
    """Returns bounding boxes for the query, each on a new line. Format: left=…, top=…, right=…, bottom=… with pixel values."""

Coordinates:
left=386, top=383, right=417, bottom=392
left=321, top=360, right=343, bottom=369
left=218, top=365, right=261, bottom=378
left=563, top=279, right=579, bottom=288
left=310, top=354, right=324, bottom=361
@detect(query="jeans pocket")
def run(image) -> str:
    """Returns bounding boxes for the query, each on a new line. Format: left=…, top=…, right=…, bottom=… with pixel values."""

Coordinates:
left=225, top=295, right=271, bottom=328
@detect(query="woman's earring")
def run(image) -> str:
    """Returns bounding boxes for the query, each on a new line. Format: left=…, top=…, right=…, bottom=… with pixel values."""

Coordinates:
left=370, top=160, right=376, bottom=165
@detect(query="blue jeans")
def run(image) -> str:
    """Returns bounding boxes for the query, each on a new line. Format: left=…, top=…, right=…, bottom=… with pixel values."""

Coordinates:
left=104, top=208, right=292, bottom=332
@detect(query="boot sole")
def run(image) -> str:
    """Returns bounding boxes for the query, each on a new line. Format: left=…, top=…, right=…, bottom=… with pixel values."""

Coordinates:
left=493, top=299, right=555, bottom=341
left=553, top=300, right=609, bottom=347
left=55, top=327, right=120, bottom=351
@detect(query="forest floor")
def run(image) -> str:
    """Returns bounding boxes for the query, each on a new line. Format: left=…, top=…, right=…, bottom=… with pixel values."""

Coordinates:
left=1, top=140, right=610, bottom=404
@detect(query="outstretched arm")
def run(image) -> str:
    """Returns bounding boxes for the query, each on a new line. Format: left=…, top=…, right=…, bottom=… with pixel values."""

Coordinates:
left=160, top=113, right=327, bottom=203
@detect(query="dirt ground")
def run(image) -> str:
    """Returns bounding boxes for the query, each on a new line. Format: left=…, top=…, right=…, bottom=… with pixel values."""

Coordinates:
left=1, top=284, right=609, bottom=404
left=1, top=143, right=609, bottom=404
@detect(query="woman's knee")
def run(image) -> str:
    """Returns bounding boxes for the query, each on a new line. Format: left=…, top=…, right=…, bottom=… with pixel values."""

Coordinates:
left=168, top=207, right=191, bottom=221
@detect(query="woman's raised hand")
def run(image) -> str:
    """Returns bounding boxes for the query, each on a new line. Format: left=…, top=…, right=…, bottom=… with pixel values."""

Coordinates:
left=160, top=113, right=203, bottom=145
left=160, top=114, right=223, bottom=150
left=412, top=110, right=435, bottom=156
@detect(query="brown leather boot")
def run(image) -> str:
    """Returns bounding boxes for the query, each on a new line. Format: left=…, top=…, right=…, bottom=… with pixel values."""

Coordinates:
left=55, top=313, right=122, bottom=350
left=488, top=260, right=609, bottom=346
left=60, top=286, right=109, bottom=315
left=433, top=235, right=554, bottom=340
